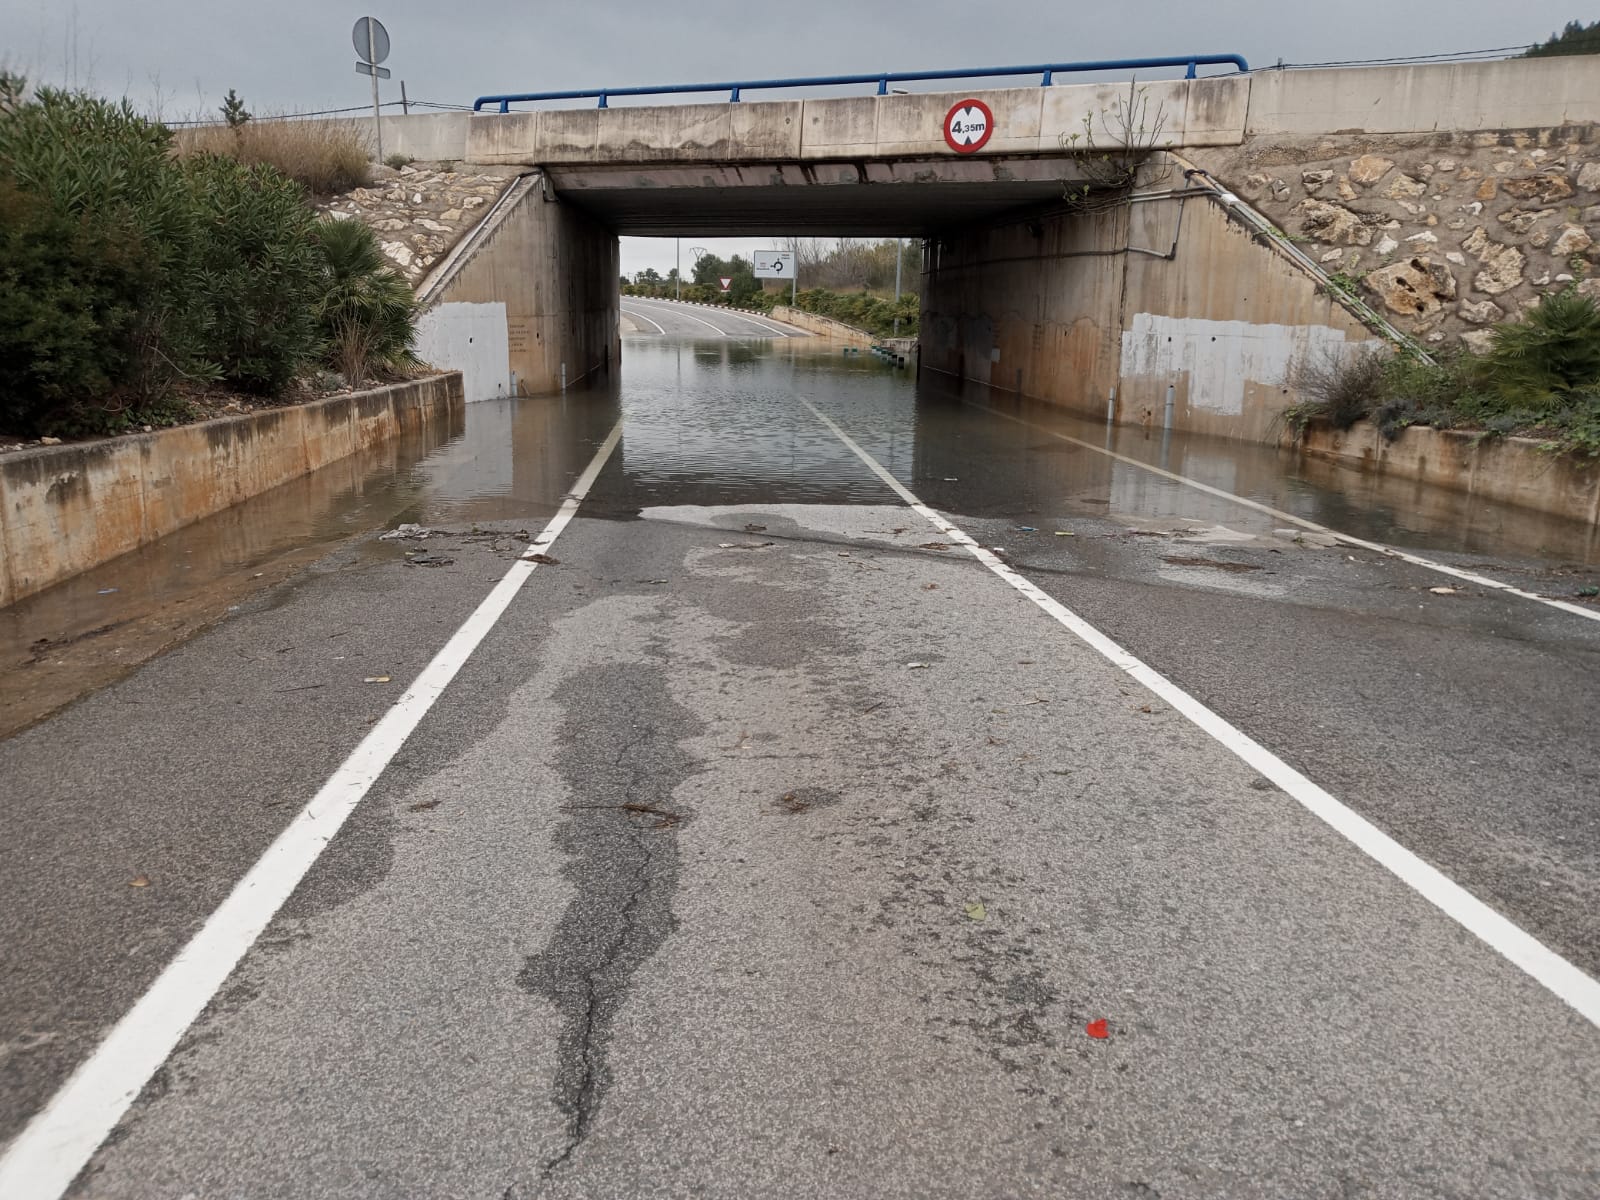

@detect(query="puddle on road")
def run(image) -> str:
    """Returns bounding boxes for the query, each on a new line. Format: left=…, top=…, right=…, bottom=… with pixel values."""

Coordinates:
left=5, top=335, right=1596, bottom=737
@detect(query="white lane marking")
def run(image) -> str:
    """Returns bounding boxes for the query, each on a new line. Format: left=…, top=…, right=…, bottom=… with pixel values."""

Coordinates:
left=968, top=399, right=1600, bottom=625
left=0, top=422, right=626, bottom=1200
left=801, top=397, right=1600, bottom=1031
left=712, top=310, right=801, bottom=339
left=619, top=305, right=667, bottom=336
left=631, top=299, right=727, bottom=339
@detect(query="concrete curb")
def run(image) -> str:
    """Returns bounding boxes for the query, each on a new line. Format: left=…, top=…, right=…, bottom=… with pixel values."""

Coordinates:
left=1296, top=419, right=1600, bottom=528
left=0, top=374, right=465, bottom=607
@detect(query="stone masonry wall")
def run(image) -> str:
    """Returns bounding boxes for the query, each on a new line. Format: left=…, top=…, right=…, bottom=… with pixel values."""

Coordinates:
left=1194, top=128, right=1600, bottom=351
left=317, top=161, right=523, bottom=285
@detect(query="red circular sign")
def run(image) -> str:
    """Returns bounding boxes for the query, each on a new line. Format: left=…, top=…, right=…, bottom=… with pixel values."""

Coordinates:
left=944, top=98, right=995, bottom=154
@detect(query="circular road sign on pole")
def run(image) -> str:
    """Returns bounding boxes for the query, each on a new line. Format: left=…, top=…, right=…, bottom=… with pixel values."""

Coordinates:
left=943, top=98, right=995, bottom=155
left=352, top=16, right=391, bottom=64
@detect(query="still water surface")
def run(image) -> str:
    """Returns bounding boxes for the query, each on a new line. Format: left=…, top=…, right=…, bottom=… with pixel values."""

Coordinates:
left=5, top=336, right=1597, bottom=701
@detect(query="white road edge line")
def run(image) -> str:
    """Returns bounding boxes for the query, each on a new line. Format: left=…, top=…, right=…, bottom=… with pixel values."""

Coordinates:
left=0, top=421, right=627, bottom=1200
left=968, top=399, right=1600, bottom=624
left=619, top=305, right=667, bottom=336
left=802, top=397, right=1600, bottom=1032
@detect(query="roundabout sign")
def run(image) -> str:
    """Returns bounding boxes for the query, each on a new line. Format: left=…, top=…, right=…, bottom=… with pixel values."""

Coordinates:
left=943, top=98, right=994, bottom=154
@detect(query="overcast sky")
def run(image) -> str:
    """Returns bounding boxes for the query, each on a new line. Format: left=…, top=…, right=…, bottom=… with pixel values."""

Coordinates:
left=4, top=0, right=1584, bottom=275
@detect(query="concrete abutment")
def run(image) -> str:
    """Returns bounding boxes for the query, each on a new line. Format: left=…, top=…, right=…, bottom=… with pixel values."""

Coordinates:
left=423, top=175, right=619, bottom=399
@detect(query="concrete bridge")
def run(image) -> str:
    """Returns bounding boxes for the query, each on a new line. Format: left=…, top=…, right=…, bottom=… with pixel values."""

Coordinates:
left=387, top=55, right=1600, bottom=440
left=10, top=54, right=1600, bottom=1200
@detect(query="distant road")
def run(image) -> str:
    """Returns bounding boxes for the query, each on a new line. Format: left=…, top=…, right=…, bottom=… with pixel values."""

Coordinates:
left=620, top=295, right=810, bottom=340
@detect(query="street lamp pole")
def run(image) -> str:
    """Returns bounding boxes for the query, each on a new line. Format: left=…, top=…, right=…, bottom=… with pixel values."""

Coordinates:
left=675, top=237, right=681, bottom=300
left=892, top=237, right=903, bottom=337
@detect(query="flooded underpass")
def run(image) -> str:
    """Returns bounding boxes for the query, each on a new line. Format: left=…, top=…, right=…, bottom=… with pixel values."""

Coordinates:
left=5, top=320, right=1600, bottom=1199
left=7, top=335, right=1596, bottom=739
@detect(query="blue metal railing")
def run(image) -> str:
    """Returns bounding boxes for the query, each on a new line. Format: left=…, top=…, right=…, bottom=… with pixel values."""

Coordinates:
left=472, top=55, right=1250, bottom=113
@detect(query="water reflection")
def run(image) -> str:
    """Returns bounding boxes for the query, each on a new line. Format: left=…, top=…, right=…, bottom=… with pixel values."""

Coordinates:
left=6, top=335, right=1596, bottom=678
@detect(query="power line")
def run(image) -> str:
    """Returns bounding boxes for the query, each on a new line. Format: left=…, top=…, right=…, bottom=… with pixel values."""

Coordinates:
left=1276, top=45, right=1534, bottom=69
left=161, top=99, right=471, bottom=127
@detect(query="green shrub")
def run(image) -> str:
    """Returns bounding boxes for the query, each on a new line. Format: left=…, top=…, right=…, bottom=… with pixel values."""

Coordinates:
left=313, top=217, right=419, bottom=385
left=1, top=84, right=386, bottom=436
left=788, top=288, right=919, bottom=338
left=0, top=88, right=195, bottom=430
left=1477, top=289, right=1600, bottom=411
left=182, top=154, right=323, bottom=394
left=0, top=179, right=153, bottom=434
left=1282, top=292, right=1600, bottom=456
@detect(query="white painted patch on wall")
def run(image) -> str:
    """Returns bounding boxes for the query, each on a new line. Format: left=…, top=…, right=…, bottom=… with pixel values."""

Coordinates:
left=1120, top=313, right=1355, bottom=416
left=415, top=302, right=510, bottom=403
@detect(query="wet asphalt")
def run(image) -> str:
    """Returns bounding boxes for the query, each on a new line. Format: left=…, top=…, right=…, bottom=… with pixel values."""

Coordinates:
left=2, top=332, right=1599, bottom=1198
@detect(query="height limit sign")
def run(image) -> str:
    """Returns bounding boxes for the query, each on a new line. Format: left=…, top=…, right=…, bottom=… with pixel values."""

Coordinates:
left=943, top=98, right=994, bottom=154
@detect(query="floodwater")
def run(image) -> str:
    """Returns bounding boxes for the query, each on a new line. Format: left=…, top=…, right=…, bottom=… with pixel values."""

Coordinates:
left=4, top=335, right=1597, bottom=735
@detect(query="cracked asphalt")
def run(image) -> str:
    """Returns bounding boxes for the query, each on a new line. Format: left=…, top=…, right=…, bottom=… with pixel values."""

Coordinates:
left=3, top=338, right=1599, bottom=1198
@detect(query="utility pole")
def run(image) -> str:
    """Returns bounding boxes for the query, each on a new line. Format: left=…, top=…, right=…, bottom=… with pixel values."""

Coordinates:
left=676, top=237, right=681, bottom=300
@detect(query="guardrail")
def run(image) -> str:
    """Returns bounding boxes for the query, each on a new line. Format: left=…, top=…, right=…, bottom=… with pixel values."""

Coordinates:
left=473, top=56, right=1250, bottom=113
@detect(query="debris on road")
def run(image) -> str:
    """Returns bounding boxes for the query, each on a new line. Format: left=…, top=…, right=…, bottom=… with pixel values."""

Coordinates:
left=408, top=800, right=441, bottom=812
left=364, top=675, right=391, bottom=684
left=404, top=552, right=454, bottom=567
left=1055, top=530, right=1075, bottom=537
left=717, top=542, right=775, bottom=550
left=743, top=523, right=768, bottom=533
left=1429, top=586, right=1459, bottom=596
left=964, top=901, right=987, bottom=921
left=906, top=662, right=929, bottom=669
left=943, top=477, right=959, bottom=482
left=919, top=542, right=951, bottom=552
left=923, top=583, right=939, bottom=591
left=1162, top=556, right=1263, bottom=574
left=1085, top=1019, right=1110, bottom=1039
left=1577, top=586, right=1600, bottom=598
left=776, top=792, right=812, bottom=814
left=97, top=588, right=118, bottom=595
left=1017, top=526, right=1037, bottom=532
left=380, top=523, right=433, bottom=540
left=622, top=801, right=682, bottom=829
left=522, top=552, right=560, bottom=565
left=129, top=875, right=150, bottom=888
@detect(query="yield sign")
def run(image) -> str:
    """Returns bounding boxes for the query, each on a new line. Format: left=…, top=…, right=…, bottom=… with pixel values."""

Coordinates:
left=719, top=276, right=733, bottom=292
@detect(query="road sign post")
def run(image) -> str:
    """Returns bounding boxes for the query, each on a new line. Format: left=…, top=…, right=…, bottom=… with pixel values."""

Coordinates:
left=353, top=17, right=392, bottom=163
left=753, top=249, right=797, bottom=306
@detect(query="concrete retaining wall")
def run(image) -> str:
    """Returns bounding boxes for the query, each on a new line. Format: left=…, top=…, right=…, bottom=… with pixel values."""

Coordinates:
left=0, top=375, right=464, bottom=607
left=1297, top=421, right=1600, bottom=528
left=414, top=303, right=512, bottom=401
left=768, top=306, right=874, bottom=346
left=921, top=188, right=1375, bottom=444
left=430, top=182, right=618, bottom=395
left=358, top=112, right=473, bottom=163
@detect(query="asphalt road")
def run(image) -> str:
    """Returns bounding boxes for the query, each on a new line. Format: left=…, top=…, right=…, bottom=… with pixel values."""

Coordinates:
left=3, top=337, right=1598, bottom=1199
left=620, top=296, right=811, bottom=339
